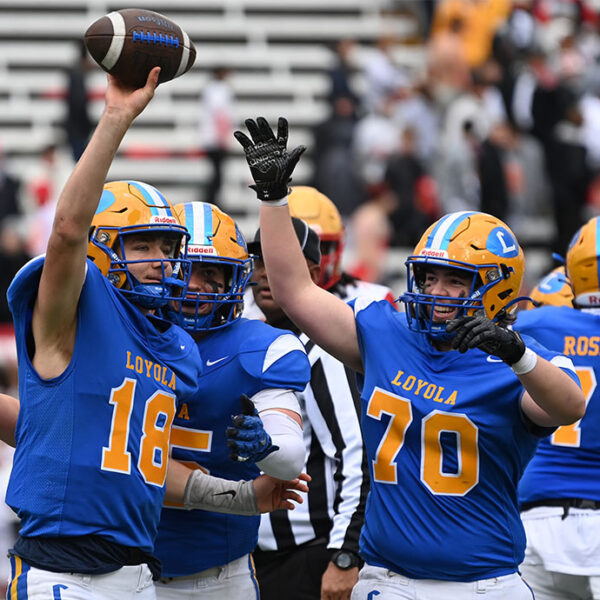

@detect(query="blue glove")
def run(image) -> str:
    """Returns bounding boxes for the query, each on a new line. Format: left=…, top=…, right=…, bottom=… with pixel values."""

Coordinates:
left=227, top=394, right=280, bottom=463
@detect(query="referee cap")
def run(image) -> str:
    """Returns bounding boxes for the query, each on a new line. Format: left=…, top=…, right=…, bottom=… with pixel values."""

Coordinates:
left=248, top=217, right=321, bottom=265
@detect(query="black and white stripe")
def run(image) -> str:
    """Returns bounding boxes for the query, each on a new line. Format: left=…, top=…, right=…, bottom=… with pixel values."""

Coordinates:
left=257, top=334, right=369, bottom=553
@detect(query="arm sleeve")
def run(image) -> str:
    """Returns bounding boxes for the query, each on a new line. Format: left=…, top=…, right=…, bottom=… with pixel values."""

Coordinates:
left=255, top=409, right=305, bottom=480
left=250, top=387, right=304, bottom=480
left=251, top=387, right=301, bottom=414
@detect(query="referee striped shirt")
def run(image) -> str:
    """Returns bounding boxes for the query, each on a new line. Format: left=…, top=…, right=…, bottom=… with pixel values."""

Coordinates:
left=257, top=333, right=370, bottom=553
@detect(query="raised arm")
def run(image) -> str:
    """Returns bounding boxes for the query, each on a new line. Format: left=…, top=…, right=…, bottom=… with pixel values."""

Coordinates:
left=235, top=117, right=363, bottom=371
left=32, top=69, right=160, bottom=379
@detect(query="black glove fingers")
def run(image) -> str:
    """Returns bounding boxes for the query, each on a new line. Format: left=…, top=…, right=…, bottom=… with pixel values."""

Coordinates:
left=231, top=414, right=248, bottom=427
left=226, top=426, right=240, bottom=438
left=240, top=393, right=256, bottom=416
left=286, top=145, right=307, bottom=173
left=256, top=117, right=276, bottom=143
left=465, top=329, right=494, bottom=349
left=276, top=117, right=289, bottom=146
left=449, top=318, right=474, bottom=349
left=457, top=334, right=474, bottom=353
left=445, top=316, right=470, bottom=334
left=468, top=321, right=493, bottom=339
left=238, top=115, right=303, bottom=202
left=245, top=118, right=262, bottom=142
left=233, top=130, right=253, bottom=150
left=458, top=318, right=490, bottom=350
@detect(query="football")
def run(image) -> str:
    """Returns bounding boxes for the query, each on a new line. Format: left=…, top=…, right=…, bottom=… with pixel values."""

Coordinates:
left=84, top=8, right=196, bottom=88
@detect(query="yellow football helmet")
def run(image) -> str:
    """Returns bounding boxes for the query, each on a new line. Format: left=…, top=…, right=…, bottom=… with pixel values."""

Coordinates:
left=88, top=180, right=189, bottom=309
left=401, top=211, right=525, bottom=337
left=566, top=217, right=600, bottom=307
left=288, top=186, right=344, bottom=289
left=526, top=266, right=574, bottom=309
left=168, top=202, right=253, bottom=331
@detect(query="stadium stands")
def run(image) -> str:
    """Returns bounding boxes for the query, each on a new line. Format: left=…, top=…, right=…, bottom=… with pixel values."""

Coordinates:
left=0, top=0, right=421, bottom=236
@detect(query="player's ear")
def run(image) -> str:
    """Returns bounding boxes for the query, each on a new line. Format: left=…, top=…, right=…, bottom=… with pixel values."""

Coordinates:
left=307, top=262, right=321, bottom=285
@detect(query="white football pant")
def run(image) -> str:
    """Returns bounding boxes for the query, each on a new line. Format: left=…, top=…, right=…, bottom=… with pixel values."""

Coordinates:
left=350, top=564, right=534, bottom=599
left=154, top=554, right=259, bottom=600
left=521, top=506, right=600, bottom=600
left=7, top=556, right=155, bottom=599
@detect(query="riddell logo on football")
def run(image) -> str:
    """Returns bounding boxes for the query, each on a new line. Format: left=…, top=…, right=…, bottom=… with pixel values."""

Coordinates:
left=419, top=248, right=447, bottom=258
left=150, top=216, right=178, bottom=225
left=188, top=246, right=217, bottom=255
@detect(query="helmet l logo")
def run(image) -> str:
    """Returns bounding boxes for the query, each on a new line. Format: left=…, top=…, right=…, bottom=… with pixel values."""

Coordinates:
left=486, top=227, right=519, bottom=258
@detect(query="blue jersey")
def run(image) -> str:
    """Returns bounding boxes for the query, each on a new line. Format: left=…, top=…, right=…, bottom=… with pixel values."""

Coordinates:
left=154, top=318, right=310, bottom=577
left=515, top=306, right=600, bottom=503
left=6, top=257, right=201, bottom=552
left=352, top=299, right=577, bottom=582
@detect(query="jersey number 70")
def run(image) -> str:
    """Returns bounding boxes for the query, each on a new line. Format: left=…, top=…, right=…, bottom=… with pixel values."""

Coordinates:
left=366, top=387, right=479, bottom=495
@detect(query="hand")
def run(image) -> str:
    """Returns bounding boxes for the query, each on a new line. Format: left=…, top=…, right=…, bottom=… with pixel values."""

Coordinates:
left=104, top=66, right=160, bottom=123
left=234, top=117, right=306, bottom=201
left=321, top=563, right=358, bottom=600
left=253, top=472, right=310, bottom=512
left=446, top=315, right=525, bottom=365
left=226, top=394, right=279, bottom=462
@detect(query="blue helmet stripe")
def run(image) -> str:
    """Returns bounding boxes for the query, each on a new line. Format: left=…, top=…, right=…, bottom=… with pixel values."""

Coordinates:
left=186, top=201, right=213, bottom=246
left=426, top=211, right=476, bottom=251
left=184, top=203, right=196, bottom=242
left=126, top=180, right=172, bottom=218
left=96, top=189, right=116, bottom=214
left=203, top=203, right=213, bottom=245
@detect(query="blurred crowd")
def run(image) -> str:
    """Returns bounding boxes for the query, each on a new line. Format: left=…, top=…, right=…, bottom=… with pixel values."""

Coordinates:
left=312, top=0, right=600, bottom=284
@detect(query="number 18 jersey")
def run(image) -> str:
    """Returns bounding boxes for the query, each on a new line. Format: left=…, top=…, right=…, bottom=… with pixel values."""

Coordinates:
left=6, top=257, right=202, bottom=552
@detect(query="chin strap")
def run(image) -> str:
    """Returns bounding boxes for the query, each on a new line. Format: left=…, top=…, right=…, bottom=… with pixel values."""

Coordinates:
left=128, top=271, right=185, bottom=309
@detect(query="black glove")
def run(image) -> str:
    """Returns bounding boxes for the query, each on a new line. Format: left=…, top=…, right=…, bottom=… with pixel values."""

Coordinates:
left=446, top=316, right=526, bottom=365
left=226, top=394, right=279, bottom=462
left=234, top=117, right=306, bottom=201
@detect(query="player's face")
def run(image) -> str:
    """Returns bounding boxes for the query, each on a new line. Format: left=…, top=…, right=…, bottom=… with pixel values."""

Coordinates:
left=422, top=266, right=472, bottom=322
left=251, top=256, right=286, bottom=322
left=121, top=233, right=178, bottom=282
left=183, top=263, right=226, bottom=315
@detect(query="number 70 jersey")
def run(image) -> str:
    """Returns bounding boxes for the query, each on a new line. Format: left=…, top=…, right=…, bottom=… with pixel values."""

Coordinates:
left=6, top=257, right=202, bottom=552
left=351, top=298, right=576, bottom=582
